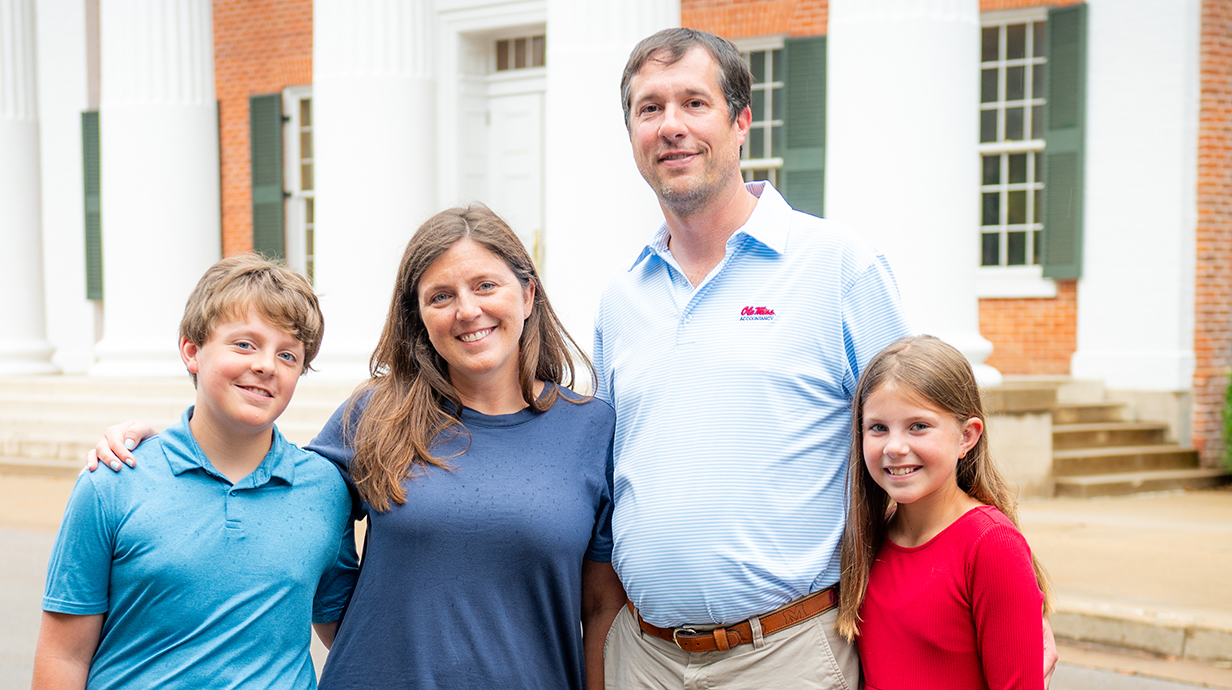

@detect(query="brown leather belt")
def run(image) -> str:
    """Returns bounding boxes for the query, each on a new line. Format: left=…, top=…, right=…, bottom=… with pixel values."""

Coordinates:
left=628, top=585, right=839, bottom=653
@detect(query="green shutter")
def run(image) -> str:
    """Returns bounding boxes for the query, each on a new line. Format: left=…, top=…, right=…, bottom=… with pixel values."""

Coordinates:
left=781, top=35, right=826, bottom=217
left=82, top=111, right=103, bottom=300
left=250, top=94, right=285, bottom=259
left=1042, top=3, right=1087, bottom=279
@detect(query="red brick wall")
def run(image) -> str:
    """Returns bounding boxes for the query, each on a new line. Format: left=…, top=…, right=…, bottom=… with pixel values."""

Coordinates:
left=979, top=283, right=1077, bottom=376
left=213, top=0, right=313, bottom=257
left=681, top=0, right=826, bottom=38
left=1194, top=0, right=1232, bottom=467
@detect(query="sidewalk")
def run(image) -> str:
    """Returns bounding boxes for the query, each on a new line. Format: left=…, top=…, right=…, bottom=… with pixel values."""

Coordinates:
left=1019, top=486, right=1232, bottom=673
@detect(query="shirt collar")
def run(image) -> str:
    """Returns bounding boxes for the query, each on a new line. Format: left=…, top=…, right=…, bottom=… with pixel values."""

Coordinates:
left=160, top=406, right=297, bottom=486
left=629, top=181, right=791, bottom=271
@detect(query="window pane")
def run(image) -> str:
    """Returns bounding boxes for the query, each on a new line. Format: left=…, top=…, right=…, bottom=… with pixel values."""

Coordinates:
left=1007, top=231, right=1027, bottom=265
left=771, top=124, right=783, bottom=158
left=300, top=98, right=312, bottom=127
left=1034, top=189, right=1042, bottom=223
left=1008, top=190, right=1027, bottom=224
left=1032, top=64, right=1045, bottom=99
left=514, top=38, right=527, bottom=68
left=305, top=197, right=314, bottom=223
left=750, top=51, right=766, bottom=83
left=981, top=109, right=997, bottom=143
left=1008, top=153, right=1027, bottom=183
left=1033, top=230, right=1042, bottom=264
left=532, top=36, right=545, bottom=67
left=771, top=87, right=784, bottom=121
left=982, top=233, right=1000, bottom=266
left=1033, top=22, right=1047, bottom=58
left=300, top=131, right=312, bottom=159
left=496, top=40, right=509, bottom=71
left=749, top=127, right=765, bottom=159
left=983, top=192, right=1000, bottom=225
left=1007, top=24, right=1027, bottom=60
left=301, top=163, right=314, bottom=191
left=1006, top=66, right=1025, bottom=101
left=1005, top=107, right=1024, bottom=140
left=1034, top=153, right=1042, bottom=182
left=981, top=69, right=998, bottom=103
left=982, top=27, right=999, bottom=62
left=982, top=155, right=1000, bottom=186
left=1032, top=104, right=1044, bottom=140
left=751, top=90, right=765, bottom=122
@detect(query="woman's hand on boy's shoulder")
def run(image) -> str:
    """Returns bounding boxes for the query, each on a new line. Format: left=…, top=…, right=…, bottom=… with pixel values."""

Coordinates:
left=86, top=421, right=157, bottom=473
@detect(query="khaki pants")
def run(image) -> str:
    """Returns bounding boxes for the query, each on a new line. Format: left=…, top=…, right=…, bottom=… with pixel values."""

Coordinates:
left=604, top=603, right=860, bottom=690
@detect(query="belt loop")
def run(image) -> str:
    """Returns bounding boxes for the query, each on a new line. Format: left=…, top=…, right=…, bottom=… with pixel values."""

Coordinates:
left=627, top=601, right=646, bottom=639
left=750, top=615, right=766, bottom=650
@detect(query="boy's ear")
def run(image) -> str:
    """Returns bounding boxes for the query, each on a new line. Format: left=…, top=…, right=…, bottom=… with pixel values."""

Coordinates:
left=180, top=337, right=201, bottom=374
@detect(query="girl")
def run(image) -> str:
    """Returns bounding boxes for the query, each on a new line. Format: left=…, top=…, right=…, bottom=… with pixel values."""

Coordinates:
left=837, top=335, right=1052, bottom=690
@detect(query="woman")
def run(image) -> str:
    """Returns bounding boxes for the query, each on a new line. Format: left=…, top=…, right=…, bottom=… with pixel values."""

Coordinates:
left=90, top=206, right=626, bottom=689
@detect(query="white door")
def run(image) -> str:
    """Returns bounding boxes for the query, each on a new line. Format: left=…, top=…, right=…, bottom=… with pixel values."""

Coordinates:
left=487, top=89, right=544, bottom=266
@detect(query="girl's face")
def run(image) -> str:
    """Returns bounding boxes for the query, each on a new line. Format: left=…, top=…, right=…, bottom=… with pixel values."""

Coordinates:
left=861, top=383, right=983, bottom=511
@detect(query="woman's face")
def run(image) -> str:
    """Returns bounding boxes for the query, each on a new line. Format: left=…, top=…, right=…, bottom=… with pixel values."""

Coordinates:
left=416, top=238, right=535, bottom=395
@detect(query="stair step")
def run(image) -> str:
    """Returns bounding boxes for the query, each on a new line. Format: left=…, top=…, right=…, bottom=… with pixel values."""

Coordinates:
left=1053, top=468, right=1231, bottom=498
left=0, top=422, right=326, bottom=461
left=1053, top=403, right=1127, bottom=425
left=1052, top=445, right=1199, bottom=476
left=0, top=456, right=83, bottom=478
left=1052, top=422, right=1170, bottom=450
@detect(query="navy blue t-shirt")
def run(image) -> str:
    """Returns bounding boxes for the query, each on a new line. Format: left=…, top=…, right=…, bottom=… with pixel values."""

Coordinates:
left=306, top=384, right=615, bottom=690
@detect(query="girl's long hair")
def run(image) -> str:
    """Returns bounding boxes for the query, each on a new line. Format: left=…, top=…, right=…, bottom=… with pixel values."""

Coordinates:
left=344, top=205, right=594, bottom=511
left=836, top=335, right=1054, bottom=641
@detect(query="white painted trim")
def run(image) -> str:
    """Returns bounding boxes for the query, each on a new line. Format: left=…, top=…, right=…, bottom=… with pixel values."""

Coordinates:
left=980, top=7, right=1048, bottom=25
left=734, top=34, right=786, bottom=52
left=976, top=265, right=1058, bottom=298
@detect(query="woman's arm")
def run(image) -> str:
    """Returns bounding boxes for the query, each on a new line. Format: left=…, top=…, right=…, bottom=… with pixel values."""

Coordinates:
left=581, top=559, right=626, bottom=690
left=312, top=621, right=339, bottom=650
left=31, top=612, right=104, bottom=690
left=85, top=421, right=158, bottom=472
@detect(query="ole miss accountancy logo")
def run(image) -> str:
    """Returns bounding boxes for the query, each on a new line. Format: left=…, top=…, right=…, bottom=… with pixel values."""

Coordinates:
left=739, top=306, right=776, bottom=322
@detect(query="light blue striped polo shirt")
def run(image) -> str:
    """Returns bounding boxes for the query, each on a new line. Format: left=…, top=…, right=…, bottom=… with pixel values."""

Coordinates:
left=594, top=182, right=912, bottom=627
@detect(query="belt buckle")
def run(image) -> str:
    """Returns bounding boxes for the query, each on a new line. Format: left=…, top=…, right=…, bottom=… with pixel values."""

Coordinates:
left=671, top=627, right=698, bottom=650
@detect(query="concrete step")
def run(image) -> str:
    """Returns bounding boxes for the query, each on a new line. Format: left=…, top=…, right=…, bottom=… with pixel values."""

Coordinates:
left=1053, top=445, right=1199, bottom=476
left=1052, top=422, right=1171, bottom=451
left=0, top=394, right=344, bottom=427
left=1053, top=468, right=1231, bottom=498
left=0, top=375, right=361, bottom=403
left=1053, top=402, right=1128, bottom=425
left=0, top=420, right=326, bottom=462
left=0, top=456, right=83, bottom=478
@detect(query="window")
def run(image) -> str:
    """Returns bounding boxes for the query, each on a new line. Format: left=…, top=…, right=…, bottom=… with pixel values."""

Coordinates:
left=495, top=34, right=545, bottom=72
left=740, top=43, right=785, bottom=186
left=283, top=87, right=315, bottom=283
left=980, top=13, right=1046, bottom=268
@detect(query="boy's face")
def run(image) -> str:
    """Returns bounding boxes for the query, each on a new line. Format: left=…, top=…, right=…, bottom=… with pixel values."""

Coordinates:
left=180, top=308, right=306, bottom=438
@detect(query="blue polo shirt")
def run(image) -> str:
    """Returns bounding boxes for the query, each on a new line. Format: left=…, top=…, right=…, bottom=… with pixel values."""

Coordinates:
left=43, top=407, right=355, bottom=689
left=594, top=182, right=913, bottom=627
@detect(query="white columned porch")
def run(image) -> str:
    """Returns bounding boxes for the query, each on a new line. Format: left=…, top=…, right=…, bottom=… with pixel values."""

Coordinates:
left=311, top=0, right=437, bottom=378
left=826, top=0, right=1000, bottom=385
left=542, top=0, right=678, bottom=352
left=91, top=0, right=220, bottom=377
left=0, top=0, right=57, bottom=374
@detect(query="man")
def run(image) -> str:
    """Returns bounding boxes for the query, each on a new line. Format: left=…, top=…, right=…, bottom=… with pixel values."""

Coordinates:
left=592, top=28, right=1055, bottom=689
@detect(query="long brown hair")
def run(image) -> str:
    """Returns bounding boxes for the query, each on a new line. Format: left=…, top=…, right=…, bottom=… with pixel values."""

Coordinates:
left=836, top=335, right=1053, bottom=641
left=345, top=205, right=594, bottom=511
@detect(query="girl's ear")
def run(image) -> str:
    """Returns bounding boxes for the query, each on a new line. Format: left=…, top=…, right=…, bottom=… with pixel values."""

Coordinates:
left=959, top=417, right=984, bottom=457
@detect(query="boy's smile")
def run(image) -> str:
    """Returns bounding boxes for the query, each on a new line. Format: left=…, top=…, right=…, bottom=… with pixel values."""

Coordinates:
left=180, top=309, right=305, bottom=444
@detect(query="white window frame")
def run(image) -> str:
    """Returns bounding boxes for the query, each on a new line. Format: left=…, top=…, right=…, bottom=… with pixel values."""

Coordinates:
left=736, top=36, right=786, bottom=187
left=282, top=85, right=314, bottom=284
left=977, top=8, right=1056, bottom=299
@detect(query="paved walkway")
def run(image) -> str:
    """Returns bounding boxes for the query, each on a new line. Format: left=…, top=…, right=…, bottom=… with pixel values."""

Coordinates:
left=3, top=474, right=1231, bottom=688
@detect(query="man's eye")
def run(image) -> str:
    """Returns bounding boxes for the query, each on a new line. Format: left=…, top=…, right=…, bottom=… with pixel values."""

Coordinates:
left=641, top=104, right=660, bottom=115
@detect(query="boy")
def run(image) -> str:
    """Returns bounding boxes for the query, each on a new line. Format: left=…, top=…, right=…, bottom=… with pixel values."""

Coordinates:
left=32, top=255, right=355, bottom=689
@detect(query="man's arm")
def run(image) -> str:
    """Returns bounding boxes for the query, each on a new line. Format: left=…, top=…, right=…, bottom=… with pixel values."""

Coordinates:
left=85, top=421, right=158, bottom=472
left=31, top=611, right=104, bottom=690
left=312, top=621, right=339, bottom=650
left=581, top=559, right=626, bottom=690
left=1043, top=616, right=1058, bottom=688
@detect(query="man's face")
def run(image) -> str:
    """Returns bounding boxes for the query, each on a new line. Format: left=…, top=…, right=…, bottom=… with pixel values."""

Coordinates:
left=627, top=47, right=751, bottom=216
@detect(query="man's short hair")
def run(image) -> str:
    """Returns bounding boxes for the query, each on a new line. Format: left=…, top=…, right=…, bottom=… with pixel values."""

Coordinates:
left=620, top=28, right=753, bottom=131
left=179, top=254, right=324, bottom=384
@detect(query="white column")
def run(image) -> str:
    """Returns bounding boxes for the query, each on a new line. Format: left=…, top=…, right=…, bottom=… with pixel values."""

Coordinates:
left=37, top=0, right=100, bottom=374
left=312, top=0, right=437, bottom=378
left=543, top=0, right=678, bottom=351
left=1070, top=0, right=1199, bottom=391
left=91, top=0, right=220, bottom=377
left=826, top=0, right=1000, bottom=385
left=0, top=0, right=57, bottom=374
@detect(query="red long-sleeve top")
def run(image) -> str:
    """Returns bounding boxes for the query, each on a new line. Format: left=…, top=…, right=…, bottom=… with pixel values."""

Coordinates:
left=858, top=505, right=1044, bottom=690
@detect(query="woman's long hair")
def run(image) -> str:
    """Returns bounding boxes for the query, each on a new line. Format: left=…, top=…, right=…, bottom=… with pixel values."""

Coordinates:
left=345, top=205, right=594, bottom=511
left=836, top=335, right=1053, bottom=641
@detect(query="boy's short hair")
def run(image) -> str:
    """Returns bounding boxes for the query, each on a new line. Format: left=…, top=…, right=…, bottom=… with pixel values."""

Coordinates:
left=180, top=254, right=324, bottom=385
